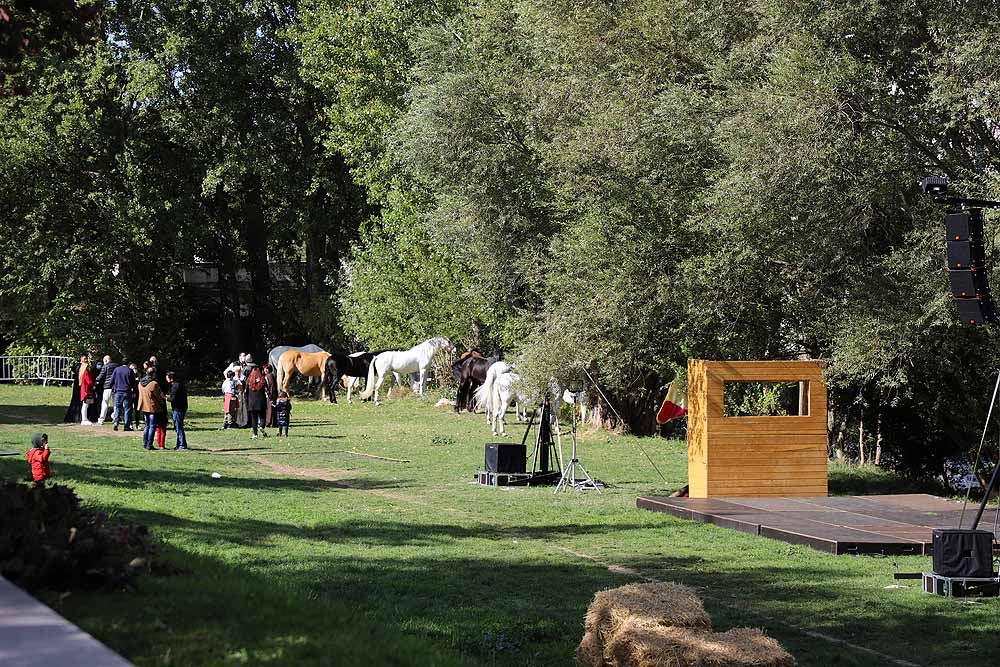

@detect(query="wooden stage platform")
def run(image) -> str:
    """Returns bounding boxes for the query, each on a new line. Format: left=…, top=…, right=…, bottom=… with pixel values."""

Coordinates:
left=637, top=494, right=1000, bottom=555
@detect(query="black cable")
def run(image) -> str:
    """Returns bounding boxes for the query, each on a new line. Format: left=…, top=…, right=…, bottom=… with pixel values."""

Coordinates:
left=582, top=368, right=669, bottom=485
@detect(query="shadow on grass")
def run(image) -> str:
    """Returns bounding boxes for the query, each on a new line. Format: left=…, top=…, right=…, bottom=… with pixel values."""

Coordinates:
left=43, top=505, right=1000, bottom=667
left=26, top=460, right=410, bottom=494
left=0, top=403, right=68, bottom=425
left=45, top=508, right=671, bottom=666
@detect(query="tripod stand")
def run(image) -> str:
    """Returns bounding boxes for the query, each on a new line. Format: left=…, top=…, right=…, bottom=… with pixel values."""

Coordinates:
left=555, top=390, right=602, bottom=493
left=525, top=397, right=563, bottom=477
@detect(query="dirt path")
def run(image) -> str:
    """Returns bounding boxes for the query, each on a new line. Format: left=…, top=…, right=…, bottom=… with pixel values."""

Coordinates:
left=248, top=455, right=414, bottom=503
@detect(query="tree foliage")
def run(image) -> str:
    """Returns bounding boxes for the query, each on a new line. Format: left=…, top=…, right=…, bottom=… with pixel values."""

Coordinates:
left=5, top=0, right=1000, bottom=480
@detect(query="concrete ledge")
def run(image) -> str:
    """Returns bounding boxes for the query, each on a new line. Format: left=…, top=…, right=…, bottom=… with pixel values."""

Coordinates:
left=0, top=576, right=132, bottom=667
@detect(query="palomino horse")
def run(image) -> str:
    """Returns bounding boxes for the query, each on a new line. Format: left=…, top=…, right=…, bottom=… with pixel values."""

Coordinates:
left=359, top=337, right=455, bottom=405
left=270, top=344, right=326, bottom=392
left=475, top=361, right=562, bottom=436
left=268, top=344, right=325, bottom=370
left=322, top=350, right=388, bottom=403
left=276, top=349, right=332, bottom=399
left=451, top=350, right=499, bottom=413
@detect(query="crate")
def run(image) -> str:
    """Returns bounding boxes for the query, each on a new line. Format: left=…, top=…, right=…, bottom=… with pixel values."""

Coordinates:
left=922, top=572, right=1000, bottom=597
left=474, top=470, right=560, bottom=487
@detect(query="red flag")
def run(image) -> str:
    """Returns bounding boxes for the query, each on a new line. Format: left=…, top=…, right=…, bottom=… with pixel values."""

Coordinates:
left=656, top=381, right=687, bottom=425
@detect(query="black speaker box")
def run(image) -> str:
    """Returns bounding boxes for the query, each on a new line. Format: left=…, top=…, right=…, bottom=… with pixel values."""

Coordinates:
left=946, top=210, right=984, bottom=242
left=948, top=240, right=986, bottom=270
left=949, top=269, right=989, bottom=298
left=932, top=529, right=995, bottom=578
left=955, top=297, right=999, bottom=325
left=484, top=443, right=526, bottom=474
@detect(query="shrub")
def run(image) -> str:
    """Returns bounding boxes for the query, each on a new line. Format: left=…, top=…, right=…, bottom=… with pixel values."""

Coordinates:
left=0, top=481, right=155, bottom=592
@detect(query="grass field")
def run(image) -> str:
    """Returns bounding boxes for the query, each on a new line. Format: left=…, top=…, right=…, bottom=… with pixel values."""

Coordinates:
left=0, top=384, right=997, bottom=666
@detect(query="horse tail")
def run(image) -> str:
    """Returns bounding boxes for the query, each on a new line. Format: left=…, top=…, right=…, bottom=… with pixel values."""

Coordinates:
left=474, top=376, right=491, bottom=414
left=475, top=361, right=506, bottom=414
left=276, top=354, right=287, bottom=392
left=359, top=353, right=381, bottom=400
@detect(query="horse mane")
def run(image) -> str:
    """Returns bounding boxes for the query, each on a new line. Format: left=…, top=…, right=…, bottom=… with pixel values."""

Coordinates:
left=460, top=349, right=483, bottom=360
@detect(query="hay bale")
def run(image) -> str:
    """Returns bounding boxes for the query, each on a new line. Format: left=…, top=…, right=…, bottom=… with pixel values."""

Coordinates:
left=586, top=582, right=712, bottom=644
left=605, top=620, right=794, bottom=667
left=576, top=630, right=605, bottom=667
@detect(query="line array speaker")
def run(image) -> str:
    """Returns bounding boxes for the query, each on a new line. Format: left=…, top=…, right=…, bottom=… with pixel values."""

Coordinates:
left=947, top=209, right=998, bottom=325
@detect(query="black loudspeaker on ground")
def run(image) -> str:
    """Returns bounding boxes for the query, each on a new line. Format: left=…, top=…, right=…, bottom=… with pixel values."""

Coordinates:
left=484, top=443, right=526, bottom=474
left=932, top=529, right=995, bottom=578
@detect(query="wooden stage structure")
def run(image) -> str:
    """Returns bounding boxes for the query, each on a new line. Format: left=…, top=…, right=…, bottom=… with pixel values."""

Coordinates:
left=687, top=360, right=828, bottom=498
left=637, top=494, right=1000, bottom=555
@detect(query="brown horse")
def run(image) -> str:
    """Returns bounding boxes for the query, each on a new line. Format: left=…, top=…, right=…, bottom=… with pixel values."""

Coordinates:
left=277, top=349, right=331, bottom=399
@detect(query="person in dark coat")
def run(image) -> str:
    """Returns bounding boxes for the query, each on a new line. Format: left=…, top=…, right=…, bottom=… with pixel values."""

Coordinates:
left=63, top=359, right=84, bottom=424
left=93, top=355, right=120, bottom=425
left=263, top=364, right=278, bottom=426
left=129, top=362, right=143, bottom=429
left=273, top=391, right=292, bottom=437
left=166, top=371, right=188, bottom=450
left=110, top=359, right=136, bottom=431
left=244, top=357, right=267, bottom=439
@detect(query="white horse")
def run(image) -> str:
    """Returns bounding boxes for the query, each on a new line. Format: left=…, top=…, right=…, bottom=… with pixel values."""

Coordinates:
left=475, top=361, right=561, bottom=436
left=359, top=337, right=455, bottom=404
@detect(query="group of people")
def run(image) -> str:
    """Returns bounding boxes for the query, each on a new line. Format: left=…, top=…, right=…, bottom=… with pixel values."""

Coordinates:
left=221, top=353, right=292, bottom=438
left=62, top=350, right=295, bottom=454
left=66, top=353, right=188, bottom=451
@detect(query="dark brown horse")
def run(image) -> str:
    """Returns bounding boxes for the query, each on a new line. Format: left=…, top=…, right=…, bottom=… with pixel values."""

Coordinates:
left=323, top=350, right=388, bottom=403
left=452, top=350, right=499, bottom=413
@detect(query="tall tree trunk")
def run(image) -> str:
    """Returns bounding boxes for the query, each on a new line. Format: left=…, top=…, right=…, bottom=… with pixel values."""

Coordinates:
left=243, top=172, right=272, bottom=355
left=858, top=409, right=866, bottom=465
left=830, top=407, right=848, bottom=460
left=211, top=186, right=243, bottom=358
left=216, top=235, right=242, bottom=359
left=874, top=406, right=883, bottom=466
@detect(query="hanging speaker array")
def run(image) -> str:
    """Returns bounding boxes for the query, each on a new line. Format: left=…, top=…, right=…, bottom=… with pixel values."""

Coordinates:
left=946, top=209, right=998, bottom=325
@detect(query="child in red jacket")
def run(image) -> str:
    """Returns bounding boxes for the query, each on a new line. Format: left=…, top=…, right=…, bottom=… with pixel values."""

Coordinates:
left=26, top=433, right=51, bottom=483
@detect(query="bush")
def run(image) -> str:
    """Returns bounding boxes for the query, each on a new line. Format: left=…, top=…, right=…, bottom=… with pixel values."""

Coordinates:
left=0, top=481, right=155, bottom=592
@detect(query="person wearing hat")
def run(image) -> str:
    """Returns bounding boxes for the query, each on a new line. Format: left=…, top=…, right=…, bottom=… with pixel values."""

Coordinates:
left=26, top=433, right=51, bottom=483
left=222, top=354, right=250, bottom=427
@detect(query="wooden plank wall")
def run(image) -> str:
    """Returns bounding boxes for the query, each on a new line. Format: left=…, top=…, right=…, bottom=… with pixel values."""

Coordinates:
left=687, top=360, right=828, bottom=498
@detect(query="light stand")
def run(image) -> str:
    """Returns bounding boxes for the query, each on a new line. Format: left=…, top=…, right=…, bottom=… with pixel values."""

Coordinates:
left=528, top=397, right=563, bottom=476
left=555, top=384, right=602, bottom=494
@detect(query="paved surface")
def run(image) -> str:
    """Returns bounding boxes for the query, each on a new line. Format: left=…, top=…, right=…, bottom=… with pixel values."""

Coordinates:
left=0, top=576, right=132, bottom=667
left=637, top=493, right=1000, bottom=555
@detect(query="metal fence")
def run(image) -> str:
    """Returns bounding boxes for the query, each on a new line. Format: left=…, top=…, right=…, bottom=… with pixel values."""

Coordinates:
left=0, top=356, right=75, bottom=385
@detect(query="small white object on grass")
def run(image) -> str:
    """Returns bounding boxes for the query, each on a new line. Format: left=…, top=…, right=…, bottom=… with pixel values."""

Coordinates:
left=211, top=472, right=222, bottom=479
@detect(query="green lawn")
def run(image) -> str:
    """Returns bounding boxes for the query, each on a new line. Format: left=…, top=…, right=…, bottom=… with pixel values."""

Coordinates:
left=0, top=385, right=996, bottom=666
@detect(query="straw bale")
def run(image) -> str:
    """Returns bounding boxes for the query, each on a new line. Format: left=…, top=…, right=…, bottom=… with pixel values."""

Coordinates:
left=585, top=582, right=712, bottom=643
left=576, top=630, right=605, bottom=667
left=605, top=620, right=795, bottom=667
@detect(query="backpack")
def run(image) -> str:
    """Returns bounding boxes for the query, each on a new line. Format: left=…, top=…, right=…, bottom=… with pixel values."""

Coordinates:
left=247, top=368, right=265, bottom=392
